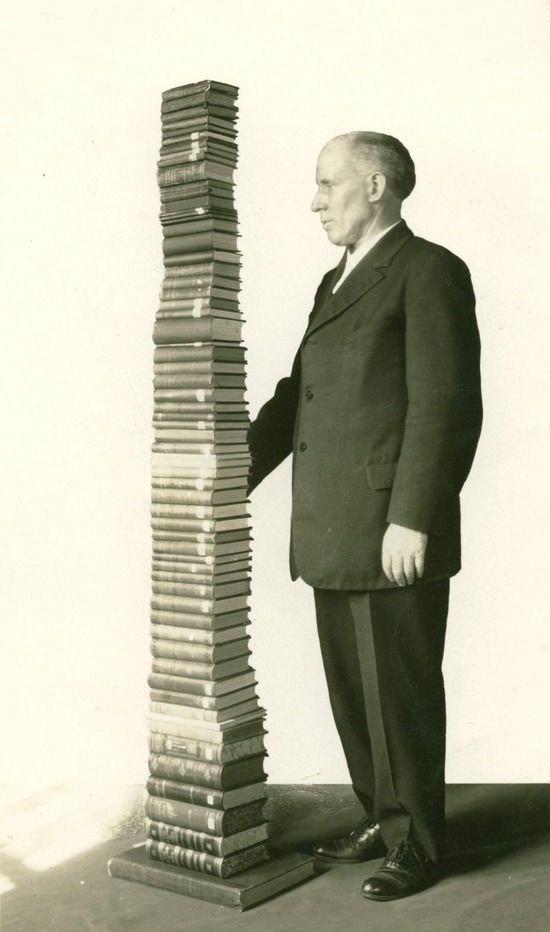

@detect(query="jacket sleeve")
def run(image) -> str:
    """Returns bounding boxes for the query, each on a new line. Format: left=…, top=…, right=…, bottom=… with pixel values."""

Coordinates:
left=247, top=348, right=302, bottom=493
left=387, top=251, right=483, bottom=534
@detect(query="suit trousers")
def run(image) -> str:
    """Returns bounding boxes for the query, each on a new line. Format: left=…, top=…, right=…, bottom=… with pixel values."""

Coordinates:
left=314, top=579, right=449, bottom=863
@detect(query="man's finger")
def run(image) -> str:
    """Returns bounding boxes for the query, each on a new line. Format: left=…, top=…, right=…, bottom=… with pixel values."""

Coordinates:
left=392, top=555, right=407, bottom=587
left=403, top=554, right=416, bottom=586
left=414, top=550, right=425, bottom=579
left=382, top=551, right=395, bottom=583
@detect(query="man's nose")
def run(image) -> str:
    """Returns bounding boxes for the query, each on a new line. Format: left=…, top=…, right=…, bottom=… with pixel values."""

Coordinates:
left=311, top=189, right=323, bottom=212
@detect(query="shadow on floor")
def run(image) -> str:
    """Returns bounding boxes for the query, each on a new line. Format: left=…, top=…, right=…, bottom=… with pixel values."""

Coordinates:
left=1, top=784, right=549, bottom=932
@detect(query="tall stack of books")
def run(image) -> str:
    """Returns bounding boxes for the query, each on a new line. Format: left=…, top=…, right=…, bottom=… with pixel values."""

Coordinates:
left=147, top=80, right=269, bottom=880
left=108, top=82, right=316, bottom=908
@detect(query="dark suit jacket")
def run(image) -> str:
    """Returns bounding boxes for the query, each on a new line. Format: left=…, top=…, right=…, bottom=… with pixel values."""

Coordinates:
left=248, top=221, right=482, bottom=590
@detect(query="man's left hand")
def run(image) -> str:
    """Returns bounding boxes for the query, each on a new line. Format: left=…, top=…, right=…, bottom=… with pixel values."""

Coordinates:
left=382, top=523, right=428, bottom=586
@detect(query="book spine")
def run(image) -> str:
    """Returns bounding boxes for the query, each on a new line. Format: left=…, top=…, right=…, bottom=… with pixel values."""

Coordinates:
left=147, top=732, right=264, bottom=764
left=149, top=623, right=248, bottom=644
left=149, top=752, right=266, bottom=788
left=148, top=753, right=226, bottom=788
left=153, top=318, right=242, bottom=345
left=149, top=608, right=250, bottom=631
left=149, top=697, right=258, bottom=722
left=145, top=820, right=268, bottom=857
left=147, top=670, right=252, bottom=696
left=146, top=838, right=269, bottom=878
left=149, top=637, right=249, bottom=663
left=146, top=776, right=226, bottom=809
left=145, top=799, right=263, bottom=838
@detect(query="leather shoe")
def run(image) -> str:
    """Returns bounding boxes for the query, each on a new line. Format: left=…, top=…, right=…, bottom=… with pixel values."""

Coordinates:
left=361, top=841, right=439, bottom=900
left=313, top=815, right=385, bottom=864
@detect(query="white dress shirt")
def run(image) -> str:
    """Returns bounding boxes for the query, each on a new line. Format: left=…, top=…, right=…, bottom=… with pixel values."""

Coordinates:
left=332, top=221, right=401, bottom=293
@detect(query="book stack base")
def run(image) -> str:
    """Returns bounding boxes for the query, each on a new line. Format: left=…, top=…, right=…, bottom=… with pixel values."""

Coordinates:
left=108, top=845, right=316, bottom=911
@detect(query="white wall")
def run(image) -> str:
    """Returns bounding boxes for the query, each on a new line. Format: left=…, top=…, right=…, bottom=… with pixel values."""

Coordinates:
left=1, top=0, right=548, bottom=786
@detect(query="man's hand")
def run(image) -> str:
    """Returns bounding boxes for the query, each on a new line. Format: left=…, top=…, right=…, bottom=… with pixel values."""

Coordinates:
left=382, top=523, right=428, bottom=586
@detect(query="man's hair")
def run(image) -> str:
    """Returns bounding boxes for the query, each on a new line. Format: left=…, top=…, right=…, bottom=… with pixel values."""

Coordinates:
left=334, top=131, right=416, bottom=201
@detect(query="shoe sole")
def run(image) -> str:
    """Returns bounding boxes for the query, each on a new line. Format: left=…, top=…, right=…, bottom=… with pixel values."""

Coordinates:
left=314, top=847, right=386, bottom=865
left=361, top=876, right=439, bottom=901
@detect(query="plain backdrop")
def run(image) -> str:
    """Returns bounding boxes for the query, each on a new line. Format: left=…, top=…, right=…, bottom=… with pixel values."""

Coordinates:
left=1, top=0, right=549, bottom=787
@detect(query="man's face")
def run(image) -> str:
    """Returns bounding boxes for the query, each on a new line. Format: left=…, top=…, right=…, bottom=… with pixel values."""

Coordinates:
left=311, top=141, right=376, bottom=249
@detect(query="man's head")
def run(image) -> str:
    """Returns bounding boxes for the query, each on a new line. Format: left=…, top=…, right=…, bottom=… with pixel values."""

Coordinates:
left=311, top=132, right=416, bottom=250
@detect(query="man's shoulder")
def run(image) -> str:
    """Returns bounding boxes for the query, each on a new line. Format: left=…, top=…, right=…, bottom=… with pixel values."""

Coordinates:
left=402, top=231, right=471, bottom=275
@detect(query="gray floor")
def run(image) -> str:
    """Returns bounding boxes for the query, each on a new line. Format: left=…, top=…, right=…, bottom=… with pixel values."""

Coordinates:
left=1, top=784, right=549, bottom=931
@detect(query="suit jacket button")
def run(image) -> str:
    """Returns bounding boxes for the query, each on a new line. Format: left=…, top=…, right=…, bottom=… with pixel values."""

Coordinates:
left=305, top=390, right=314, bottom=400
left=299, top=442, right=308, bottom=452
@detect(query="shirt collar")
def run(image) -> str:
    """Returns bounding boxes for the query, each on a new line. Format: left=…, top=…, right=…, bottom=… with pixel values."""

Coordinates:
left=333, top=221, right=401, bottom=292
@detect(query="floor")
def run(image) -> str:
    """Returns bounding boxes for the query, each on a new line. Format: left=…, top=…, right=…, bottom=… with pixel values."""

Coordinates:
left=1, top=784, right=549, bottom=931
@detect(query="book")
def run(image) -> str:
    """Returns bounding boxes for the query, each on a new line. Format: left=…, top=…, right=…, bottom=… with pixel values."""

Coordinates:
left=146, top=799, right=265, bottom=838
left=151, top=466, right=249, bottom=481
left=153, top=317, right=242, bottom=344
left=153, top=424, right=246, bottom=440
left=146, top=838, right=269, bottom=879
left=151, top=442, right=249, bottom=456
left=146, top=821, right=268, bottom=858
left=162, top=80, right=239, bottom=101
left=151, top=502, right=247, bottom=519
left=145, top=799, right=267, bottom=843
left=147, top=668, right=256, bottom=696
left=148, top=718, right=266, bottom=747
left=146, top=775, right=266, bottom=810
left=159, top=289, right=241, bottom=306
left=158, top=147, right=237, bottom=169
left=151, top=488, right=246, bottom=505
left=158, top=161, right=235, bottom=186
left=150, top=653, right=252, bottom=680
left=164, top=249, right=240, bottom=268
left=150, top=622, right=250, bottom=644
left=160, top=104, right=237, bottom=125
left=154, top=343, right=244, bottom=362
left=150, top=519, right=250, bottom=537
left=149, top=637, right=250, bottom=665
left=151, top=540, right=251, bottom=558
left=163, top=231, right=238, bottom=256
left=152, top=525, right=250, bottom=540
left=161, top=90, right=237, bottom=113
left=149, top=697, right=261, bottom=724
left=161, top=113, right=237, bottom=133
left=148, top=684, right=258, bottom=711
left=150, top=561, right=251, bottom=581
left=146, top=798, right=265, bottom=836
left=163, top=259, right=240, bottom=278
left=150, top=594, right=249, bottom=616
left=147, top=752, right=267, bottom=790
left=155, top=305, right=240, bottom=321
left=151, top=581, right=249, bottom=600
left=108, top=846, right=315, bottom=911
left=152, top=547, right=251, bottom=563
left=151, top=450, right=251, bottom=468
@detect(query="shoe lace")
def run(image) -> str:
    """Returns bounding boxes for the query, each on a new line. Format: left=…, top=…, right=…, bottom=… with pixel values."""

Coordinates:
left=385, top=841, right=428, bottom=871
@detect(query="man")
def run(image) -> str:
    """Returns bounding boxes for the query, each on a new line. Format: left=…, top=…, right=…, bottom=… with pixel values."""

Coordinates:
left=248, top=132, right=482, bottom=901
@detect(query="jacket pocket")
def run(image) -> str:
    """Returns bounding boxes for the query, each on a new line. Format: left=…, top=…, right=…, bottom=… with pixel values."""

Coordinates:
left=365, top=462, right=398, bottom=489
left=344, top=320, right=396, bottom=344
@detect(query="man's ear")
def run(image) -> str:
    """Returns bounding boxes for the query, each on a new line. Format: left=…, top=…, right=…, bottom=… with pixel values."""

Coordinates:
left=368, top=171, right=387, bottom=202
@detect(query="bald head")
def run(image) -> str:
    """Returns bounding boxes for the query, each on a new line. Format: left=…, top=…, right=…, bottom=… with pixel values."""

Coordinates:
left=324, top=132, right=416, bottom=202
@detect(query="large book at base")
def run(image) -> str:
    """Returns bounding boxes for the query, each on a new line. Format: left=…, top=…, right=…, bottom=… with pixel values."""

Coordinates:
left=108, top=843, right=316, bottom=911
left=109, top=78, right=315, bottom=908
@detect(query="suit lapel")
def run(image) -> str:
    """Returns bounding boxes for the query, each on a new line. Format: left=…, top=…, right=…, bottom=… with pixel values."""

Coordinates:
left=305, top=220, right=414, bottom=338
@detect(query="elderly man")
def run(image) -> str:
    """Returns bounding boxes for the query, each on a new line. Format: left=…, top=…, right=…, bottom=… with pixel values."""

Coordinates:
left=248, top=132, right=482, bottom=900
